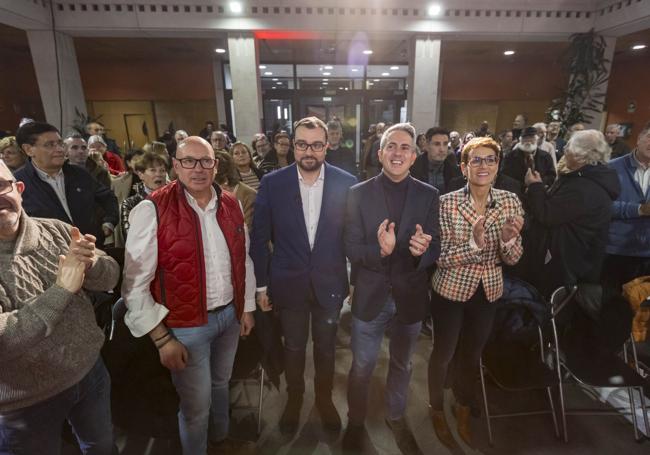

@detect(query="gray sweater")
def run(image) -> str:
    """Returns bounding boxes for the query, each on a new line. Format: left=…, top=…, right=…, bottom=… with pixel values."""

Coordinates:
left=0, top=214, right=119, bottom=412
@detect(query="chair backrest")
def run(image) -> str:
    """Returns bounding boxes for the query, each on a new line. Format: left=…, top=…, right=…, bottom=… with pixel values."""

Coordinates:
left=550, top=286, right=578, bottom=316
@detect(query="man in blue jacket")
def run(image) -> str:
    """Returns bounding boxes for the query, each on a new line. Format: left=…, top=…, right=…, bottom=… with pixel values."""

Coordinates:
left=605, top=121, right=650, bottom=289
left=250, top=116, right=356, bottom=436
left=14, top=122, right=119, bottom=246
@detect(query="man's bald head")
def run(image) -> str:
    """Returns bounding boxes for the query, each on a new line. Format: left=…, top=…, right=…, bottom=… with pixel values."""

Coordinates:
left=176, top=136, right=215, bottom=158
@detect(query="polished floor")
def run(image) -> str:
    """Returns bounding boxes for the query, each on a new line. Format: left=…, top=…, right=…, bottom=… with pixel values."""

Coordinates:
left=64, top=302, right=649, bottom=454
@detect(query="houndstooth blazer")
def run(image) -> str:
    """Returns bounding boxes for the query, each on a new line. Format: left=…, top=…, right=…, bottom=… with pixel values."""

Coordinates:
left=431, top=187, right=524, bottom=302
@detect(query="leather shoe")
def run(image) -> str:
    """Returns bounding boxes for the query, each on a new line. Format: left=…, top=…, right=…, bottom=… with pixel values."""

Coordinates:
left=385, top=417, right=423, bottom=455
left=454, top=404, right=473, bottom=447
left=430, top=408, right=458, bottom=449
left=279, top=395, right=303, bottom=435
left=316, top=396, right=342, bottom=432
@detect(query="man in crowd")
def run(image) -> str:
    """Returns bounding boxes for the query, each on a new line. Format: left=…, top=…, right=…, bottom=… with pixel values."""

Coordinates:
left=499, top=129, right=514, bottom=156
left=547, top=121, right=565, bottom=160
left=0, top=159, right=119, bottom=454
left=343, top=123, right=440, bottom=454
left=605, top=124, right=631, bottom=159
left=604, top=121, right=650, bottom=289
left=475, top=120, right=492, bottom=138
left=252, top=133, right=272, bottom=166
left=449, top=131, right=461, bottom=157
left=410, top=126, right=461, bottom=195
left=362, top=122, right=386, bottom=179
left=210, top=130, right=230, bottom=153
left=15, top=122, right=119, bottom=246
left=88, top=134, right=125, bottom=175
left=64, top=133, right=111, bottom=188
left=532, top=122, right=558, bottom=168
left=502, top=126, right=556, bottom=188
left=512, top=113, right=527, bottom=139
left=122, top=136, right=256, bottom=454
left=325, top=120, right=357, bottom=176
left=251, top=117, right=356, bottom=435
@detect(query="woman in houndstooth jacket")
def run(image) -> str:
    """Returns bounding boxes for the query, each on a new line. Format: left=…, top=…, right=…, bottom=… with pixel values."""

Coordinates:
left=427, top=137, right=524, bottom=448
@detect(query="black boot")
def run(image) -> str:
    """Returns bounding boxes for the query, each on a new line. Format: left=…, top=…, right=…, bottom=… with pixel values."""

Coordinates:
left=315, top=395, right=342, bottom=432
left=279, top=394, right=303, bottom=435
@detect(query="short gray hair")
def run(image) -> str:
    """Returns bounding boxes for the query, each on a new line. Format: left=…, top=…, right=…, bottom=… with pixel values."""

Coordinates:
left=87, top=135, right=106, bottom=146
left=565, top=130, right=610, bottom=165
left=379, top=123, right=416, bottom=151
left=605, top=124, right=620, bottom=133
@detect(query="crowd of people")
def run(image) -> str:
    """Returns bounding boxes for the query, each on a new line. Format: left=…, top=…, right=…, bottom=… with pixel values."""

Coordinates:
left=0, top=111, right=648, bottom=455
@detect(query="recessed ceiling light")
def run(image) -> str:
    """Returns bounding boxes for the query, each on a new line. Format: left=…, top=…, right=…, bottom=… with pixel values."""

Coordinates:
left=215, top=48, right=226, bottom=54
left=345, top=87, right=349, bottom=91
left=229, top=2, right=242, bottom=13
left=427, top=4, right=442, bottom=16
left=323, top=72, right=331, bottom=76
left=381, top=72, right=390, bottom=76
left=351, top=68, right=360, bottom=72
left=259, top=65, right=267, bottom=69
left=272, top=78, right=278, bottom=81
left=504, top=50, right=515, bottom=56
left=276, top=82, right=282, bottom=85
left=390, top=66, right=399, bottom=70
left=324, top=65, right=333, bottom=70
left=339, top=87, right=344, bottom=89
left=632, top=44, right=647, bottom=50
left=264, top=71, right=273, bottom=76
left=322, top=78, right=329, bottom=81
left=363, top=49, right=373, bottom=55
left=272, top=87, right=277, bottom=89
left=323, top=82, right=328, bottom=85
left=373, top=79, right=380, bottom=82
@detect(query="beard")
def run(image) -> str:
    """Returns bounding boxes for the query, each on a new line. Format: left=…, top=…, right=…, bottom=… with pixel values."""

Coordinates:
left=519, top=143, right=537, bottom=153
left=297, top=156, right=323, bottom=172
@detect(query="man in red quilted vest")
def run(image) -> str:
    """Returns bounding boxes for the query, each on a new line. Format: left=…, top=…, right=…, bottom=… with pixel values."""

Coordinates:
left=122, top=136, right=256, bottom=454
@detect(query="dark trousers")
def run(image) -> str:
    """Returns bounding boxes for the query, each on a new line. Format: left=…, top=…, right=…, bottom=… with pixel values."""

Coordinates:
left=428, top=285, right=497, bottom=410
left=278, top=290, right=341, bottom=398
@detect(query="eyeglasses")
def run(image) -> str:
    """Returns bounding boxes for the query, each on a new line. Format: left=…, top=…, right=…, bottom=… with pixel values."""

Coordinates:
left=468, top=156, right=499, bottom=167
left=294, top=141, right=326, bottom=152
left=0, top=179, right=16, bottom=195
left=68, top=145, right=88, bottom=150
left=175, top=157, right=217, bottom=169
left=37, top=140, right=64, bottom=150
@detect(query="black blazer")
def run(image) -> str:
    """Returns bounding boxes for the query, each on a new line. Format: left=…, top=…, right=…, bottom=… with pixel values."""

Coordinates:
left=15, top=159, right=119, bottom=242
left=410, top=152, right=462, bottom=194
left=345, top=174, right=441, bottom=324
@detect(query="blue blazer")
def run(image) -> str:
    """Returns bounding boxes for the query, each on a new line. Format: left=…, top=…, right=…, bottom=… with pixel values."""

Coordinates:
left=345, top=174, right=440, bottom=324
left=15, top=159, right=119, bottom=243
left=250, top=163, right=357, bottom=310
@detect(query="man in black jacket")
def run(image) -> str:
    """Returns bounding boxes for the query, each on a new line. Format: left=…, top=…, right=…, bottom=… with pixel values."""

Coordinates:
left=502, top=126, right=556, bottom=188
left=410, top=127, right=462, bottom=194
left=15, top=122, right=119, bottom=246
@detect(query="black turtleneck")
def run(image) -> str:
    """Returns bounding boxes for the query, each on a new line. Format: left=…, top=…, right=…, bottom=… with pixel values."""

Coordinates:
left=380, top=172, right=409, bottom=232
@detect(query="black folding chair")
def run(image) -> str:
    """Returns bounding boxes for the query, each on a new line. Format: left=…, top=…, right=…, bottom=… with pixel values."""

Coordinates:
left=549, top=286, right=650, bottom=442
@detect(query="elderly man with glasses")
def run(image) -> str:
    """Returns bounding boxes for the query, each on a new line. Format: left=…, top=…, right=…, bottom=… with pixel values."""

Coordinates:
left=122, top=136, right=256, bottom=454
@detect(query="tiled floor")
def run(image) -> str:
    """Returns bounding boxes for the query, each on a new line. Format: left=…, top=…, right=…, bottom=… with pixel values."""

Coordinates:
left=65, top=302, right=649, bottom=454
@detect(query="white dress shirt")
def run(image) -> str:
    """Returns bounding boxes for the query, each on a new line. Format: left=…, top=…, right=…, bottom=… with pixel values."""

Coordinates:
left=33, top=164, right=73, bottom=221
left=122, top=187, right=256, bottom=337
left=297, top=164, right=325, bottom=250
left=632, top=151, right=650, bottom=198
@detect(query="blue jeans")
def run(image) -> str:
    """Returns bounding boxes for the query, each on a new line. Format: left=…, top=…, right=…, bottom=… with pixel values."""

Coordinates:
left=347, top=297, right=421, bottom=425
left=170, top=304, right=240, bottom=455
left=0, top=358, right=114, bottom=455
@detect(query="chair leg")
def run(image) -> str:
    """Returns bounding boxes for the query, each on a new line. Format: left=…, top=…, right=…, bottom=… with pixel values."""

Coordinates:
left=627, top=386, right=641, bottom=441
left=257, top=367, right=265, bottom=435
left=628, top=338, right=649, bottom=438
left=479, top=358, right=494, bottom=446
left=551, top=319, right=568, bottom=443
left=546, top=387, right=560, bottom=439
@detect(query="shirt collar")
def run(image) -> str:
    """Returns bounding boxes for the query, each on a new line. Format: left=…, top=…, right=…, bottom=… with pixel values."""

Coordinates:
left=33, top=162, right=63, bottom=180
left=184, top=186, right=218, bottom=211
left=297, top=163, right=325, bottom=185
left=632, top=150, right=650, bottom=170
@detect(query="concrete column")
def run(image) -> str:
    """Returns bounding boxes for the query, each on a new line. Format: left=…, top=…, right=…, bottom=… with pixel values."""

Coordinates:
left=212, top=58, right=228, bottom=127
left=584, top=36, right=616, bottom=130
left=27, top=30, right=86, bottom=132
left=227, top=33, right=263, bottom=141
left=407, top=36, right=442, bottom=132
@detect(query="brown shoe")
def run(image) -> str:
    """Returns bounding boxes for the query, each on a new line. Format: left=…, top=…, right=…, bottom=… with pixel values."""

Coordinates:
left=454, top=404, right=473, bottom=448
left=430, top=408, right=458, bottom=449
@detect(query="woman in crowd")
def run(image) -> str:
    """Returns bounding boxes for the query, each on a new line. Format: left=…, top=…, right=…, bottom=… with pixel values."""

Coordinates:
left=428, top=137, right=524, bottom=448
left=121, top=151, right=169, bottom=239
left=214, top=150, right=257, bottom=230
left=0, top=136, right=27, bottom=173
left=88, top=135, right=125, bottom=175
left=416, top=133, right=427, bottom=154
left=259, top=131, right=294, bottom=174
left=523, top=129, right=620, bottom=296
left=231, top=141, right=263, bottom=191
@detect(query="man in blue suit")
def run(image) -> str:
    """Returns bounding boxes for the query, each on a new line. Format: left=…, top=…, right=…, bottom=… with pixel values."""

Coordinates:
left=250, top=117, right=356, bottom=435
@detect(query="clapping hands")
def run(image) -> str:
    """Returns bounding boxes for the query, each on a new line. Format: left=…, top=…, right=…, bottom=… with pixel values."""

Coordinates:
left=409, top=224, right=432, bottom=257
left=377, top=219, right=396, bottom=257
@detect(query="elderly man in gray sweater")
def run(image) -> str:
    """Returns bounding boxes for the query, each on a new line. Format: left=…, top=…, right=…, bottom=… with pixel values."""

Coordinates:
left=0, top=159, right=120, bottom=455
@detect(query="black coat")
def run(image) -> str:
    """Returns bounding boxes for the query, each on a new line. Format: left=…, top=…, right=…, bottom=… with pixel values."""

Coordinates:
left=409, top=152, right=462, bottom=194
left=524, top=165, right=621, bottom=295
left=502, top=147, right=557, bottom=188
left=15, top=159, right=119, bottom=243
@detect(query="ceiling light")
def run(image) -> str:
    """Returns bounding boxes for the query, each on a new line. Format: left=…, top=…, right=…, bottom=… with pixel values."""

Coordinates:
left=368, top=82, right=374, bottom=86
left=390, top=66, right=399, bottom=70
left=272, top=87, right=277, bottom=89
left=272, top=78, right=278, bottom=81
left=351, top=68, right=359, bottom=72
left=363, top=49, right=373, bottom=55
left=323, top=72, right=331, bottom=76
left=322, top=78, right=329, bottom=81
left=276, top=82, right=283, bottom=85
left=381, top=72, right=390, bottom=76
left=259, top=65, right=267, bottom=69
left=373, top=79, right=380, bottom=82
left=427, top=4, right=442, bottom=16
left=632, top=44, right=647, bottom=50
left=323, top=82, right=328, bottom=85
left=339, top=87, right=344, bottom=89
left=324, top=65, right=333, bottom=70
left=229, top=2, right=243, bottom=13
left=215, top=48, right=226, bottom=54
left=504, top=50, right=515, bottom=56
left=345, top=87, right=349, bottom=91
left=264, top=71, right=273, bottom=76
